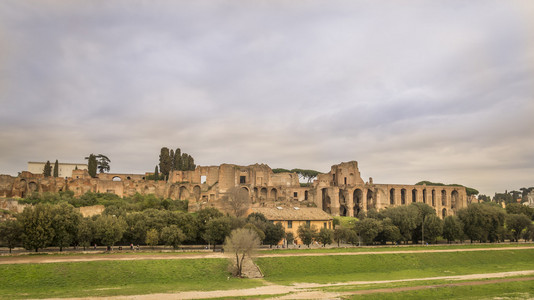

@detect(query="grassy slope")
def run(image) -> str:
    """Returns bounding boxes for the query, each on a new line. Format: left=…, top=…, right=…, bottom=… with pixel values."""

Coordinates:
left=256, top=249, right=534, bottom=284
left=0, top=259, right=261, bottom=299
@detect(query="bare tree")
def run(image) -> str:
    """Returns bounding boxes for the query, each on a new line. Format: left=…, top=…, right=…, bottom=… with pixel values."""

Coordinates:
left=224, top=187, right=251, bottom=218
left=224, top=228, right=260, bottom=277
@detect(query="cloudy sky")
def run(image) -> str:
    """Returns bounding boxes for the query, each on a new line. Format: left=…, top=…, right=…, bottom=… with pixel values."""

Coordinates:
left=1, top=1, right=533, bottom=196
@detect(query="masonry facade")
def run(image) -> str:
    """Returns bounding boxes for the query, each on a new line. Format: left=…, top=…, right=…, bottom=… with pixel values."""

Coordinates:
left=0, top=161, right=467, bottom=218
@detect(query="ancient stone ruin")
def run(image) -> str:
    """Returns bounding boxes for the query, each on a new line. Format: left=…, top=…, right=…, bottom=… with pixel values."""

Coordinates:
left=0, top=161, right=467, bottom=218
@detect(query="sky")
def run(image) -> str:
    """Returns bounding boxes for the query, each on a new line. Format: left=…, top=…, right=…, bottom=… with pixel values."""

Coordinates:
left=1, top=1, right=533, bottom=197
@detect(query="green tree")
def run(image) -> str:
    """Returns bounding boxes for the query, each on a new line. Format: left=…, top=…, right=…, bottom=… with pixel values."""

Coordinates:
left=95, top=215, right=127, bottom=247
left=285, top=231, right=295, bottom=246
left=95, top=154, right=111, bottom=173
left=0, top=219, right=22, bottom=253
left=334, top=226, right=353, bottom=246
left=173, top=148, right=182, bottom=170
left=442, top=216, right=464, bottom=243
left=506, top=214, right=531, bottom=242
left=18, top=204, right=55, bottom=252
left=224, top=228, right=261, bottom=277
left=410, top=203, right=437, bottom=244
left=53, top=160, right=59, bottom=177
left=317, top=227, right=334, bottom=247
left=202, top=217, right=232, bottom=251
left=161, top=225, right=186, bottom=249
left=355, top=218, right=382, bottom=245
left=77, top=217, right=94, bottom=250
left=196, top=207, right=224, bottom=239
left=381, top=205, right=418, bottom=243
left=145, top=228, right=159, bottom=249
left=243, top=223, right=265, bottom=241
left=375, top=218, right=402, bottom=245
left=85, top=154, right=97, bottom=178
left=154, top=166, right=159, bottom=181
left=523, top=224, right=534, bottom=241
left=457, top=203, right=506, bottom=243
left=263, top=222, right=285, bottom=247
left=43, top=160, right=52, bottom=177
left=291, top=169, right=321, bottom=184
left=297, top=224, right=317, bottom=247
left=506, top=203, right=534, bottom=219
left=159, top=147, right=172, bottom=177
left=422, top=214, right=443, bottom=244
left=51, top=203, right=82, bottom=251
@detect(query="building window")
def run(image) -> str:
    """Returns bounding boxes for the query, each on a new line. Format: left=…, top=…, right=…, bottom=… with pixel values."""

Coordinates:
left=324, top=222, right=327, bottom=228
left=240, top=176, right=246, bottom=184
left=288, top=220, right=292, bottom=228
left=306, top=220, right=311, bottom=226
left=293, top=192, right=298, bottom=197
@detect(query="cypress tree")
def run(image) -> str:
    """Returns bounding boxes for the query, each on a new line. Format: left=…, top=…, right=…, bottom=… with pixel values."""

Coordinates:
left=159, top=147, right=172, bottom=177
left=170, top=149, right=175, bottom=171
left=53, top=160, right=59, bottom=177
left=154, top=166, right=159, bottom=181
left=87, top=154, right=97, bottom=178
left=43, top=161, right=52, bottom=177
left=174, top=148, right=182, bottom=170
left=181, top=153, right=189, bottom=171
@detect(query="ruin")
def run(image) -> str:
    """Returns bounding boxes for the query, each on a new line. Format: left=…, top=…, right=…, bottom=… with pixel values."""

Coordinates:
left=0, top=161, right=467, bottom=218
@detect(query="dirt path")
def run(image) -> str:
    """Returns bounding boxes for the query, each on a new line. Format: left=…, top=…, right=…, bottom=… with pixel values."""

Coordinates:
left=2, top=246, right=533, bottom=265
left=43, top=270, right=534, bottom=300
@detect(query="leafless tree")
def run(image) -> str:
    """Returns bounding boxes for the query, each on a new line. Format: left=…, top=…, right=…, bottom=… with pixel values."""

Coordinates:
left=224, top=187, right=251, bottom=218
left=224, top=228, right=261, bottom=277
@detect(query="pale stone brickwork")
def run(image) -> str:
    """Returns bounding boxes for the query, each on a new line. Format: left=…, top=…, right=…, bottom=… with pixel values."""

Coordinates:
left=1, top=160, right=467, bottom=218
left=28, top=162, right=87, bottom=178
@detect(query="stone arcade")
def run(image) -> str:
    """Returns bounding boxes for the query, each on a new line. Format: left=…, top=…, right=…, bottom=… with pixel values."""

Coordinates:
left=0, top=161, right=467, bottom=218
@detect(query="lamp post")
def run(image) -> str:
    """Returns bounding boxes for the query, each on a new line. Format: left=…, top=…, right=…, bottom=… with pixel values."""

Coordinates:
left=422, top=215, right=425, bottom=246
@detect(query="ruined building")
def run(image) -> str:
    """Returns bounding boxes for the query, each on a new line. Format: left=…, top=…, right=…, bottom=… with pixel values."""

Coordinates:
left=0, top=161, right=467, bottom=218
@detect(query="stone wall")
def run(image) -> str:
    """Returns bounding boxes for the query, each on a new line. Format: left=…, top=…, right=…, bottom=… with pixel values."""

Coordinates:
left=0, top=160, right=468, bottom=218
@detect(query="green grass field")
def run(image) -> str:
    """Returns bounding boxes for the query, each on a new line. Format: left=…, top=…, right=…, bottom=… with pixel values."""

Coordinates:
left=256, top=249, right=534, bottom=284
left=0, top=247, right=533, bottom=299
left=0, top=258, right=262, bottom=299
left=347, top=278, right=534, bottom=299
left=265, top=242, right=534, bottom=254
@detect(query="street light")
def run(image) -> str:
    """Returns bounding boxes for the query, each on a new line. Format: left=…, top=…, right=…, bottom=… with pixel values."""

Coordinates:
left=422, top=215, right=426, bottom=246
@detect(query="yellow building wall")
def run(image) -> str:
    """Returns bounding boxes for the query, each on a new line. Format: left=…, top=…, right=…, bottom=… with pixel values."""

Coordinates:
left=274, top=219, right=333, bottom=245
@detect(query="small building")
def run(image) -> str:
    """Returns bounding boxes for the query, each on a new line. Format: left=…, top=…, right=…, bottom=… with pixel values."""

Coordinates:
left=251, top=207, right=333, bottom=245
left=28, top=161, right=87, bottom=178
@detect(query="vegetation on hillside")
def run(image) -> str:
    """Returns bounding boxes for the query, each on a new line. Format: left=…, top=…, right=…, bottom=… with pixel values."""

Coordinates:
left=415, top=181, right=479, bottom=196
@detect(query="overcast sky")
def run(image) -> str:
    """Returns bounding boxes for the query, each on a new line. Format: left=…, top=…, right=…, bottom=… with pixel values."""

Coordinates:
left=1, top=1, right=533, bottom=196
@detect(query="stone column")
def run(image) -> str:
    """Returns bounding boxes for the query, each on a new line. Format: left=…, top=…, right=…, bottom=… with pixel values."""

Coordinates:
left=330, top=187, right=340, bottom=217
left=346, top=189, right=354, bottom=217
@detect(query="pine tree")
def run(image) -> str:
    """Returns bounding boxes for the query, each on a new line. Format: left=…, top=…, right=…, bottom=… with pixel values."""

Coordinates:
left=154, top=166, right=159, bottom=181
left=53, top=160, right=59, bottom=177
left=43, top=161, right=52, bottom=177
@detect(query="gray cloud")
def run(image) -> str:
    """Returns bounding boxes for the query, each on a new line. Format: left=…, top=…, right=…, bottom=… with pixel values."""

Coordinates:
left=1, top=0, right=533, bottom=196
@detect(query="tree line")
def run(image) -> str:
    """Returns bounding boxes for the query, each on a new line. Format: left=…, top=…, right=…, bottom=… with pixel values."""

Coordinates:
left=2, top=196, right=533, bottom=253
left=0, top=202, right=289, bottom=253
left=154, top=147, right=196, bottom=181
left=333, top=202, right=534, bottom=246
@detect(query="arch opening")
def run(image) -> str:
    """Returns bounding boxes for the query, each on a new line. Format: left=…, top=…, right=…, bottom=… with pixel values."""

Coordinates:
left=353, top=189, right=363, bottom=216
left=389, top=188, right=395, bottom=205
